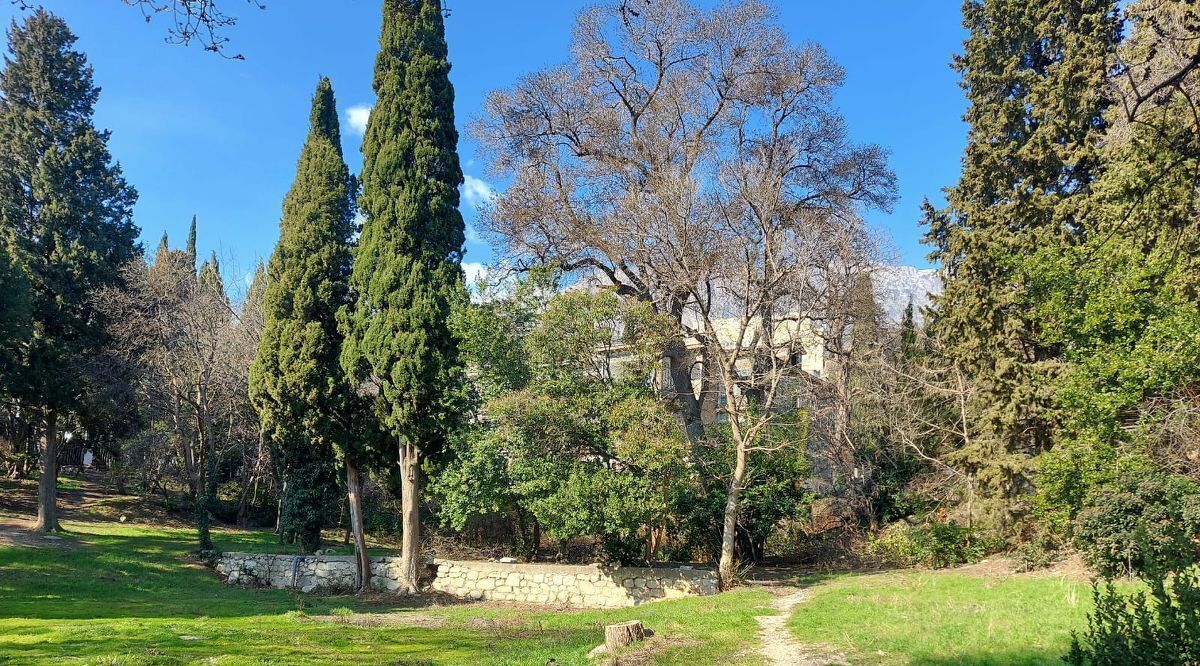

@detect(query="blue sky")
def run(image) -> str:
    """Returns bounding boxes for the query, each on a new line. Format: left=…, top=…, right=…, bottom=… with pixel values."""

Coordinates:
left=1, top=1, right=968, bottom=286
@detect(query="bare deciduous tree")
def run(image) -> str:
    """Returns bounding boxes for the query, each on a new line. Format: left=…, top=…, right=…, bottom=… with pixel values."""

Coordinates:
left=474, top=0, right=895, bottom=586
left=98, top=249, right=250, bottom=549
left=11, top=0, right=265, bottom=58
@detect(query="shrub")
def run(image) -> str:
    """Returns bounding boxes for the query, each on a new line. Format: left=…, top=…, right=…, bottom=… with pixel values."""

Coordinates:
left=1073, top=474, right=1200, bottom=578
left=1065, top=472, right=1200, bottom=665
left=1065, top=568, right=1200, bottom=665
left=1011, top=533, right=1064, bottom=572
left=869, top=521, right=1000, bottom=568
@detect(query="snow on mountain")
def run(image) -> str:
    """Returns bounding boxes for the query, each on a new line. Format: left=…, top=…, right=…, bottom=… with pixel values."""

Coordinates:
left=872, top=265, right=941, bottom=324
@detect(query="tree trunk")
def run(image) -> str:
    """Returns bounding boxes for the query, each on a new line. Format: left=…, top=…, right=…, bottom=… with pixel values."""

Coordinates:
left=531, top=515, right=540, bottom=562
left=346, top=460, right=371, bottom=594
left=33, top=410, right=59, bottom=533
left=604, top=621, right=646, bottom=653
left=176, top=395, right=198, bottom=500
left=398, top=438, right=422, bottom=594
left=717, top=440, right=748, bottom=590
left=195, top=386, right=217, bottom=552
left=275, top=478, right=286, bottom=536
left=665, top=342, right=706, bottom=445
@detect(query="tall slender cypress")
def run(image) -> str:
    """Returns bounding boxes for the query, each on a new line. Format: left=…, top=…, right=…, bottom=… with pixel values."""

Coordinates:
left=341, top=0, right=466, bottom=594
left=186, top=215, right=198, bottom=274
left=923, top=0, right=1120, bottom=526
left=0, top=10, right=139, bottom=532
left=249, top=78, right=354, bottom=555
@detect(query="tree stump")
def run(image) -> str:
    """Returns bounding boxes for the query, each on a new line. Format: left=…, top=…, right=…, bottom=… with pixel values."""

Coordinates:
left=604, top=620, right=646, bottom=653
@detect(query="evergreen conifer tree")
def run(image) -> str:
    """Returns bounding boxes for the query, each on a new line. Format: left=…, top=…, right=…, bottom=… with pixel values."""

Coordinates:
left=249, top=78, right=363, bottom=559
left=194, top=251, right=226, bottom=551
left=899, top=300, right=917, bottom=360
left=922, top=0, right=1120, bottom=526
left=341, top=0, right=466, bottom=594
left=186, top=215, right=198, bottom=273
left=1032, top=0, right=1200, bottom=521
left=0, top=9, right=139, bottom=532
left=0, top=244, right=30, bottom=391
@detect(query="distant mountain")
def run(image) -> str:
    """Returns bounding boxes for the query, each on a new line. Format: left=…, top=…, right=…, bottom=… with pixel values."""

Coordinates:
left=872, top=265, right=941, bottom=324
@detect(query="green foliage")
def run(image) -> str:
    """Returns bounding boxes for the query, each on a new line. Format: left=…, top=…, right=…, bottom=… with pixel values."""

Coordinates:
left=1072, top=474, right=1200, bottom=579
left=432, top=378, right=689, bottom=563
left=341, top=0, right=466, bottom=442
left=0, top=243, right=30, bottom=390
left=450, top=270, right=553, bottom=402
left=671, top=420, right=812, bottom=563
left=1024, top=3, right=1200, bottom=538
left=1011, top=524, right=1067, bottom=572
left=439, top=286, right=686, bottom=562
left=1065, top=570, right=1200, bottom=666
left=1033, top=441, right=1144, bottom=528
left=525, top=289, right=673, bottom=383
left=0, top=8, right=139, bottom=413
left=868, top=521, right=1002, bottom=568
left=923, top=0, right=1121, bottom=525
left=249, top=78, right=359, bottom=553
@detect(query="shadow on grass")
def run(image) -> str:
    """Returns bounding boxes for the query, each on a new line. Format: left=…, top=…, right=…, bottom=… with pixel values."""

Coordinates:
left=910, top=649, right=1068, bottom=665
left=0, top=527, right=461, bottom=621
left=0, top=616, right=571, bottom=665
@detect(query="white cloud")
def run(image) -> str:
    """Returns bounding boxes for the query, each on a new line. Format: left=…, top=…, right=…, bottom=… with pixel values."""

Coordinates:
left=461, top=174, right=496, bottom=210
left=346, top=105, right=371, bottom=135
left=462, top=261, right=487, bottom=286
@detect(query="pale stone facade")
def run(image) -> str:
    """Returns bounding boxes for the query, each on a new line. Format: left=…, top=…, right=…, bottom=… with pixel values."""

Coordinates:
left=215, top=552, right=718, bottom=608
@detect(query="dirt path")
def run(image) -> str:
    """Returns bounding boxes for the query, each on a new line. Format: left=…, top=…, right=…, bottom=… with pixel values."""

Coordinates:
left=0, top=517, right=76, bottom=548
left=755, top=587, right=847, bottom=666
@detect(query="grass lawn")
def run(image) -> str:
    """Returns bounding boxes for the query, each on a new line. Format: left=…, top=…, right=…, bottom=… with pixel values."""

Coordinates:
left=0, top=520, right=772, bottom=665
left=787, top=569, right=1098, bottom=665
left=0, top=478, right=1108, bottom=665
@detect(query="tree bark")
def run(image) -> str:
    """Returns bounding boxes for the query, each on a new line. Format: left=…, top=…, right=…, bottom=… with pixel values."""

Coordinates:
left=195, top=384, right=217, bottom=552
left=275, top=478, right=286, bottom=536
left=398, top=438, right=422, bottom=594
left=33, top=410, right=60, bottom=533
left=717, top=439, right=748, bottom=590
left=346, top=460, right=371, bottom=594
left=605, top=621, right=646, bottom=653
left=176, top=395, right=198, bottom=500
left=665, top=331, right=708, bottom=444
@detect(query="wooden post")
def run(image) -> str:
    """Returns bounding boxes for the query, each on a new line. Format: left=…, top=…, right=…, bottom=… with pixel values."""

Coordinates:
left=604, top=620, right=646, bottom=653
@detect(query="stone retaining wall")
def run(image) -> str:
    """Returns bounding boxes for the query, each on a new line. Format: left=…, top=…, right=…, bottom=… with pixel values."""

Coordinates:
left=429, top=559, right=718, bottom=608
left=214, top=553, right=718, bottom=607
left=214, top=552, right=413, bottom=593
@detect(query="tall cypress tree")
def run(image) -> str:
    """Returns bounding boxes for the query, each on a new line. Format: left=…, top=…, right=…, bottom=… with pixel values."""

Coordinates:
left=923, top=0, right=1120, bottom=526
left=186, top=215, right=198, bottom=274
left=249, top=78, right=354, bottom=556
left=194, top=251, right=226, bottom=551
left=0, top=10, right=139, bottom=532
left=341, top=0, right=466, bottom=594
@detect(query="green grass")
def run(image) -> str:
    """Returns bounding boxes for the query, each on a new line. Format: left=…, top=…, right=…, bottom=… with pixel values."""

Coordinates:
left=787, top=570, right=1100, bottom=665
left=0, top=521, right=772, bottom=665
left=0, top=477, right=1109, bottom=665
